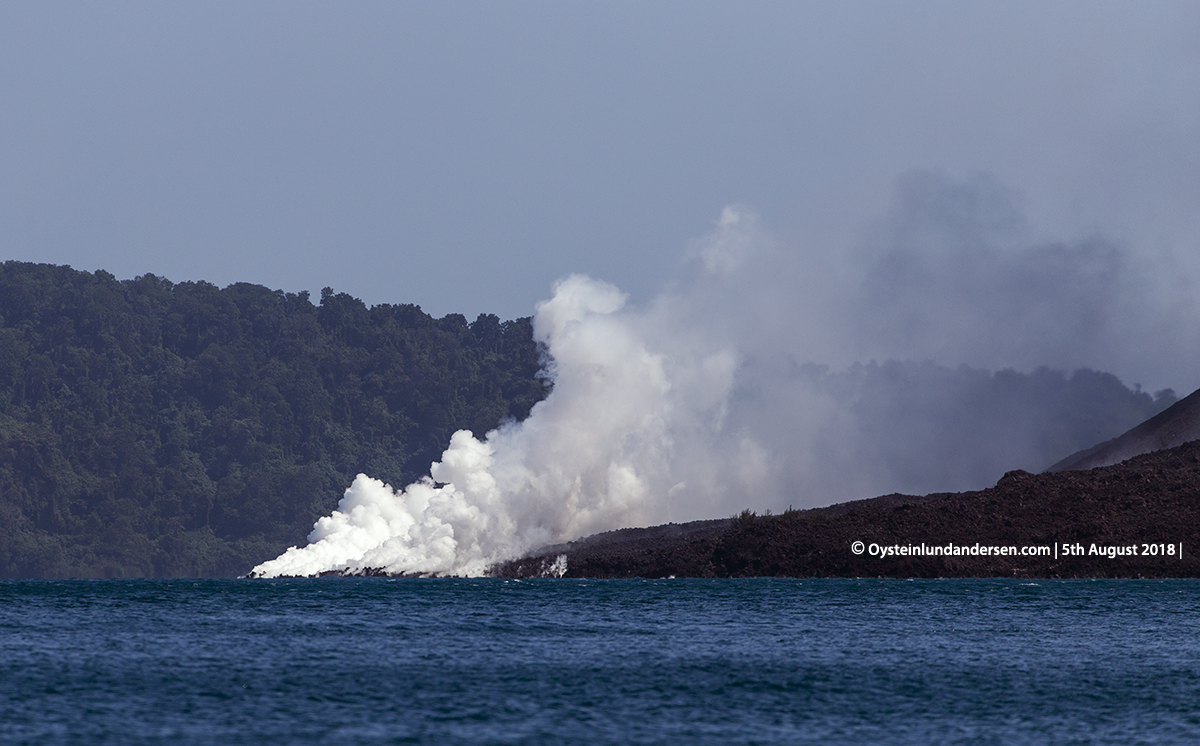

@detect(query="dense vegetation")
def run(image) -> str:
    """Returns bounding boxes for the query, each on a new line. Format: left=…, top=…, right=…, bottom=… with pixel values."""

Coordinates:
left=0, top=261, right=1180, bottom=579
left=0, top=262, right=548, bottom=577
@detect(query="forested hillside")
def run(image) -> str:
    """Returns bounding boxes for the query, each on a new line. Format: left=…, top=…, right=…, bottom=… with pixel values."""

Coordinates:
left=0, top=261, right=1179, bottom=579
left=0, top=262, right=548, bottom=577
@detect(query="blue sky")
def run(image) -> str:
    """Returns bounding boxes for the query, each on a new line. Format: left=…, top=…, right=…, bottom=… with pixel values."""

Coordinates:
left=2, top=1, right=1198, bottom=331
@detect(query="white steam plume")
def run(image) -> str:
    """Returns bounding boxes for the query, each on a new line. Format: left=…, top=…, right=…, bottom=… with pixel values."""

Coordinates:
left=254, top=172, right=1200, bottom=577
left=251, top=272, right=755, bottom=577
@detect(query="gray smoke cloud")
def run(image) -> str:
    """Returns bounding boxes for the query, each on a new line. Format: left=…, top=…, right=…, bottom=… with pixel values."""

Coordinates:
left=692, top=169, right=1195, bottom=503
left=847, top=169, right=1195, bottom=386
left=254, top=170, right=1195, bottom=576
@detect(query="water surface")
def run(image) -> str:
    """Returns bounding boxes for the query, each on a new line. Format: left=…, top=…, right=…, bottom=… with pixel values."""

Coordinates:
left=2, top=578, right=1198, bottom=744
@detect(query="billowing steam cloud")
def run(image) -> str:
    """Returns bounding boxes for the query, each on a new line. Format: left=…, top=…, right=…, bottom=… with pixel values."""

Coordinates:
left=252, top=273, right=756, bottom=577
left=253, top=170, right=1199, bottom=577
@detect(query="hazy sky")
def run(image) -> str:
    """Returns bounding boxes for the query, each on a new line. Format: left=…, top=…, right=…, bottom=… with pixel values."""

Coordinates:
left=2, top=2, right=1198, bottom=338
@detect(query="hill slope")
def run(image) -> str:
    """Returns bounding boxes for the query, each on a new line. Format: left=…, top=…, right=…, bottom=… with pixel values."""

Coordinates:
left=1048, top=387, right=1200, bottom=472
left=493, top=438, right=1200, bottom=579
left=0, top=262, right=548, bottom=577
left=0, top=260, right=1181, bottom=578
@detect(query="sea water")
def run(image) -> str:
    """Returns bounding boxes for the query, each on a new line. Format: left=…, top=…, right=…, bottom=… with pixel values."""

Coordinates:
left=2, top=578, right=1198, bottom=744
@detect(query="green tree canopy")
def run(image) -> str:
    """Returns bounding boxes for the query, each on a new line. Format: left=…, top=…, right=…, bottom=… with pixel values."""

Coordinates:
left=0, top=262, right=548, bottom=577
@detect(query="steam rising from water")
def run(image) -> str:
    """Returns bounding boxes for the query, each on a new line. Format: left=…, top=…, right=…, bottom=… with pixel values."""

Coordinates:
left=252, top=171, right=1200, bottom=577
left=252, top=273, right=752, bottom=577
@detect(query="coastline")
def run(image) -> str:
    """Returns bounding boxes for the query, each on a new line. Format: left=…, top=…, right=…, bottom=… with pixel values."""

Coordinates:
left=487, top=439, right=1200, bottom=579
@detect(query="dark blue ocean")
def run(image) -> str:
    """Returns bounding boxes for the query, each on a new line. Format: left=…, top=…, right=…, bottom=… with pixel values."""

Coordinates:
left=2, top=578, right=1199, bottom=744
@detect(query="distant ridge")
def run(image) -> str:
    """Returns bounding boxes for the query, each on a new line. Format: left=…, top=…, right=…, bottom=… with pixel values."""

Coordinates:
left=1047, top=387, right=1200, bottom=472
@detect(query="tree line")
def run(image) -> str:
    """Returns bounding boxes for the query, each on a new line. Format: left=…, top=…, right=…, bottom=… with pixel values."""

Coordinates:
left=0, top=262, right=548, bottom=577
left=0, top=260, right=1179, bottom=578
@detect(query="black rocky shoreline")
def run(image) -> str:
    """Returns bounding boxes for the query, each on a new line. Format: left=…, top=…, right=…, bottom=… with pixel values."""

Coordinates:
left=299, top=390, right=1200, bottom=580
left=487, top=439, right=1200, bottom=579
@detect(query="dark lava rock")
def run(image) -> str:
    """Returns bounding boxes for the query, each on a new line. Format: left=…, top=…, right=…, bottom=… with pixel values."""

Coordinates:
left=492, top=439, right=1200, bottom=579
